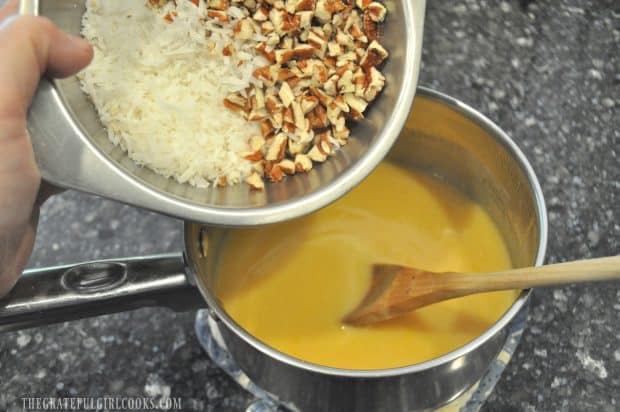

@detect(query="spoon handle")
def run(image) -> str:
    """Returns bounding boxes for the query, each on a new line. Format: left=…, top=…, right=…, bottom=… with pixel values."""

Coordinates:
left=448, top=256, right=620, bottom=293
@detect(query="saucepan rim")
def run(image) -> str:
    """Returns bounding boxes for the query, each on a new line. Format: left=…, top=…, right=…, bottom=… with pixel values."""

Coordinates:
left=187, top=87, right=549, bottom=378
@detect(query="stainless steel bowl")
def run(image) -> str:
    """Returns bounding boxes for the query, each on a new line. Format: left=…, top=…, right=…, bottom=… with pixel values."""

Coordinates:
left=21, top=0, right=426, bottom=226
left=1, top=88, right=547, bottom=411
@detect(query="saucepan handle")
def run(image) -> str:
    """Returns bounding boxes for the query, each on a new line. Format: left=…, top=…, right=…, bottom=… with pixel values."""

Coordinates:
left=0, top=254, right=205, bottom=333
left=19, top=0, right=38, bottom=15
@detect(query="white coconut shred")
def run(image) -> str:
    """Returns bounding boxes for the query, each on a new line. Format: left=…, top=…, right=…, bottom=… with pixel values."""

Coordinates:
left=79, top=0, right=266, bottom=187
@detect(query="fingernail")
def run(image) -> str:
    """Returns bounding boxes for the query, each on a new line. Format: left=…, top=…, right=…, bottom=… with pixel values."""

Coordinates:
left=67, top=34, right=91, bottom=51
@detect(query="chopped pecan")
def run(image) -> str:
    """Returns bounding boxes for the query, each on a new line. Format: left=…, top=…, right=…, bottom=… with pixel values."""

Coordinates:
left=253, top=86, right=266, bottom=110
left=327, top=41, right=342, bottom=57
left=209, top=0, right=230, bottom=11
left=285, top=0, right=300, bottom=13
left=336, top=30, right=355, bottom=50
left=326, top=103, right=341, bottom=124
left=218, top=175, right=228, bottom=187
left=269, top=8, right=300, bottom=35
left=283, top=122, right=296, bottom=133
left=253, top=6, right=270, bottom=20
left=344, top=93, right=368, bottom=114
left=300, top=95, right=320, bottom=113
left=261, top=21, right=275, bottom=35
left=307, top=33, right=327, bottom=58
left=297, top=11, right=314, bottom=28
left=279, top=82, right=295, bottom=107
left=255, top=42, right=276, bottom=62
left=164, top=11, right=178, bottom=22
left=324, top=74, right=339, bottom=96
left=333, top=124, right=350, bottom=141
left=248, top=108, right=268, bottom=121
left=307, top=144, right=328, bottom=162
left=296, top=0, right=315, bottom=11
left=243, top=150, right=264, bottom=161
left=363, top=10, right=380, bottom=42
left=333, top=95, right=350, bottom=112
left=253, top=66, right=273, bottom=83
left=315, top=0, right=333, bottom=22
left=291, top=101, right=306, bottom=130
left=364, top=66, right=385, bottom=100
left=353, top=68, right=366, bottom=97
left=294, top=154, right=313, bottom=172
left=283, top=106, right=294, bottom=124
left=309, top=87, right=332, bottom=106
left=278, top=159, right=296, bottom=174
left=308, top=104, right=329, bottom=128
left=360, top=40, right=388, bottom=69
left=224, top=92, right=247, bottom=112
left=246, top=172, right=265, bottom=190
left=349, top=23, right=367, bottom=42
left=337, top=70, right=355, bottom=94
left=222, top=44, right=234, bottom=56
left=266, top=133, right=288, bottom=161
left=366, top=2, right=387, bottom=22
left=207, top=10, right=229, bottom=23
left=260, top=119, right=275, bottom=138
left=267, top=164, right=284, bottom=182
left=288, top=138, right=310, bottom=155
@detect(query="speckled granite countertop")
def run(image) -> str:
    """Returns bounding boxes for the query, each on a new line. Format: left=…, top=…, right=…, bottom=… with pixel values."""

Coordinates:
left=1, top=1, right=618, bottom=411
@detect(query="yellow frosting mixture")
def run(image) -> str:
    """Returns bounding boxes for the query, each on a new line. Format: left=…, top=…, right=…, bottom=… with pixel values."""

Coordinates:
left=215, top=162, right=518, bottom=369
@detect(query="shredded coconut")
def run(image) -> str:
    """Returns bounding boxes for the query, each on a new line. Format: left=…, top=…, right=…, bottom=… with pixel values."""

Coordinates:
left=79, top=0, right=266, bottom=187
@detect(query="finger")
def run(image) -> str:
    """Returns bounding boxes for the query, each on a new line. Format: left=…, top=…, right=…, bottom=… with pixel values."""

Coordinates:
left=0, top=15, right=93, bottom=118
left=0, top=0, right=18, bottom=21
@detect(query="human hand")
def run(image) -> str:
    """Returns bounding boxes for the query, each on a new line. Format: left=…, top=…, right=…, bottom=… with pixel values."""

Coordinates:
left=0, top=0, right=93, bottom=298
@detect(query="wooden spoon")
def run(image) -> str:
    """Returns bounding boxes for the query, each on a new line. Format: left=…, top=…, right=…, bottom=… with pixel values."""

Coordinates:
left=343, top=256, right=620, bottom=326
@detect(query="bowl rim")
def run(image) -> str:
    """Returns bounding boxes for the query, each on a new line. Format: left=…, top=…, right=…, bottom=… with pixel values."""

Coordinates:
left=191, top=86, right=549, bottom=378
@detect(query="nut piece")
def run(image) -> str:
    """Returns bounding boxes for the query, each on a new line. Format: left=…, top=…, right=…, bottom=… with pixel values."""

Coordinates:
left=314, top=0, right=333, bottom=23
left=266, top=133, right=288, bottom=161
left=254, top=6, right=270, bottom=21
left=294, top=154, right=313, bottom=172
left=366, top=2, right=387, bottom=22
left=207, top=10, right=229, bottom=23
left=300, top=95, right=319, bottom=113
left=344, top=93, right=368, bottom=114
left=279, top=82, right=295, bottom=107
left=364, top=66, right=386, bottom=101
left=267, top=164, right=284, bottom=182
left=233, top=18, right=254, bottom=40
left=242, top=150, right=264, bottom=161
left=209, top=0, right=230, bottom=10
left=278, top=159, right=296, bottom=174
left=307, top=144, right=328, bottom=162
left=360, top=40, right=389, bottom=69
left=223, top=92, right=247, bottom=112
left=246, top=172, right=265, bottom=190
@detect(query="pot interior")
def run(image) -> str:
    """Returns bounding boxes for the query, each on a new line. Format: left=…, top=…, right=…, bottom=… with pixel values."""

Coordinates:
left=185, top=88, right=547, bottom=373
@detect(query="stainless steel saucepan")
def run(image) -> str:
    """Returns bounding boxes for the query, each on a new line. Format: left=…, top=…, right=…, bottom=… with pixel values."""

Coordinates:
left=19, top=0, right=425, bottom=226
left=0, top=89, right=547, bottom=412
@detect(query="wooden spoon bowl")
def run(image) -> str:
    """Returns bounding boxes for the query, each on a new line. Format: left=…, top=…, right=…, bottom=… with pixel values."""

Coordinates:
left=344, top=256, right=620, bottom=326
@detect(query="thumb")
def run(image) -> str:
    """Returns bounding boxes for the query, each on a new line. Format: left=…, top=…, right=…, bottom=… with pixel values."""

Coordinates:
left=0, top=15, right=93, bottom=118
